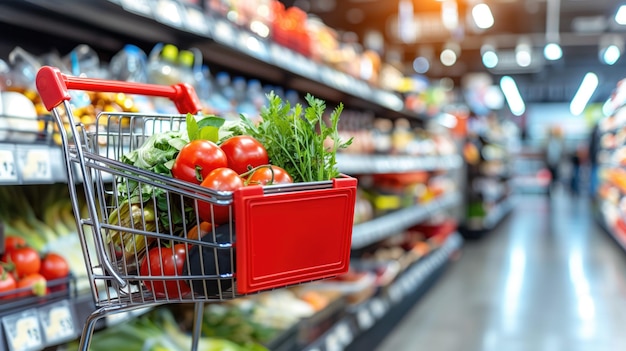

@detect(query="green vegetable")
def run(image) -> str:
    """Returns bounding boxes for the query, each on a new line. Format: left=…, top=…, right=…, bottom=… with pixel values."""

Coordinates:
left=202, top=304, right=278, bottom=346
left=228, top=92, right=352, bottom=183
left=186, top=113, right=225, bottom=142
left=121, top=130, right=188, bottom=185
left=64, top=308, right=267, bottom=351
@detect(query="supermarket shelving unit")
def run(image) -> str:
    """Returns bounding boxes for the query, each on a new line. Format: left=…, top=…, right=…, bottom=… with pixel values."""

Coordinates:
left=595, top=102, right=626, bottom=257
left=0, top=1, right=465, bottom=350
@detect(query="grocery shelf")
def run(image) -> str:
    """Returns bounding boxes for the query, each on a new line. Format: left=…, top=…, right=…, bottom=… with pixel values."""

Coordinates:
left=351, top=192, right=462, bottom=249
left=1, top=0, right=418, bottom=121
left=0, top=277, right=81, bottom=351
left=338, top=154, right=463, bottom=175
left=599, top=199, right=626, bottom=253
left=302, top=232, right=463, bottom=351
left=0, top=143, right=67, bottom=185
left=481, top=194, right=516, bottom=230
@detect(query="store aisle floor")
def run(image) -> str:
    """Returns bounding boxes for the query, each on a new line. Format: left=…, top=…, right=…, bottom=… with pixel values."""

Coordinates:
left=377, top=189, right=626, bottom=351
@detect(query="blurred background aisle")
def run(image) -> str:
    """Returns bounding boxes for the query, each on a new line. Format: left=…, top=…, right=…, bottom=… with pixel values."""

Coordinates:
left=378, top=188, right=626, bottom=351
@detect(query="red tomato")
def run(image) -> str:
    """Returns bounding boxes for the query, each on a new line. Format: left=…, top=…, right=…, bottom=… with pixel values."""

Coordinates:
left=39, top=253, right=70, bottom=281
left=3, top=247, right=41, bottom=278
left=245, top=165, right=293, bottom=186
left=171, top=140, right=228, bottom=184
left=16, top=273, right=47, bottom=297
left=0, top=266, right=16, bottom=299
left=139, top=244, right=191, bottom=298
left=198, top=168, right=244, bottom=225
left=219, top=135, right=269, bottom=174
left=4, top=236, right=26, bottom=254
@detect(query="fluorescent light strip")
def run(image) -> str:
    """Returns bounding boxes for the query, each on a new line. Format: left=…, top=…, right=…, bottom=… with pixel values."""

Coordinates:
left=570, top=72, right=599, bottom=116
left=500, top=76, right=525, bottom=116
left=472, top=3, right=494, bottom=29
left=616, top=5, right=626, bottom=25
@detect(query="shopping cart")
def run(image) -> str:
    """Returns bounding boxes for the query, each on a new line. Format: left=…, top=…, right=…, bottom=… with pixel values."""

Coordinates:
left=35, top=66, right=357, bottom=350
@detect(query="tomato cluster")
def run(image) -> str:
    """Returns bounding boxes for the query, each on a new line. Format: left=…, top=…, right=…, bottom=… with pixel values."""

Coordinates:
left=139, top=243, right=190, bottom=298
left=171, top=135, right=293, bottom=225
left=0, top=236, right=70, bottom=299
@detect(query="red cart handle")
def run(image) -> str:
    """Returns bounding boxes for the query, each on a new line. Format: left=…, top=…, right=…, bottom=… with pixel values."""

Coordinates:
left=36, top=65, right=202, bottom=114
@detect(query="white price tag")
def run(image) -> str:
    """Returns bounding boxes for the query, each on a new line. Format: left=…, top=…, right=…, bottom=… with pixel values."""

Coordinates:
left=20, top=148, right=52, bottom=181
left=296, top=56, right=317, bottom=79
left=120, top=0, right=152, bottom=17
left=370, top=299, right=387, bottom=318
left=335, top=322, right=353, bottom=345
left=2, top=310, right=44, bottom=351
left=238, top=32, right=269, bottom=60
left=356, top=305, right=374, bottom=330
left=0, top=149, right=17, bottom=182
left=39, top=301, right=77, bottom=344
left=214, top=20, right=236, bottom=45
left=319, top=66, right=335, bottom=85
left=388, top=284, right=403, bottom=303
left=184, top=6, right=209, bottom=35
left=154, top=0, right=183, bottom=27
left=325, top=333, right=341, bottom=351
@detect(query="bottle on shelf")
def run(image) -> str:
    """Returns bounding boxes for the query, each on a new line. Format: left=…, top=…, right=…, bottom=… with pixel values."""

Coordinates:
left=146, top=43, right=183, bottom=113
left=108, top=44, right=148, bottom=83
left=213, top=71, right=236, bottom=117
left=147, top=43, right=181, bottom=86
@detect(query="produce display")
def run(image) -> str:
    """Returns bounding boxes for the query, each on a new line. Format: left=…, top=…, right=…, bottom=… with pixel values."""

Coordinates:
left=597, top=81, right=626, bottom=243
left=63, top=307, right=268, bottom=351
left=0, top=234, right=70, bottom=301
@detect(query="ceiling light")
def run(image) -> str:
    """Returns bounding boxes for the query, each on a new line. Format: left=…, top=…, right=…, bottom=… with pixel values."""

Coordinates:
left=500, top=76, right=525, bottom=116
left=570, top=72, right=599, bottom=116
left=441, top=0, right=459, bottom=30
left=616, top=5, right=626, bottom=25
left=482, top=51, right=498, bottom=68
left=602, top=44, right=621, bottom=65
left=413, top=57, right=430, bottom=73
left=599, top=34, right=623, bottom=65
left=481, top=43, right=498, bottom=68
left=440, top=49, right=457, bottom=66
left=544, top=43, right=563, bottom=61
left=515, top=39, right=533, bottom=67
left=440, top=42, right=460, bottom=66
left=516, top=49, right=532, bottom=67
left=472, top=3, right=494, bottom=29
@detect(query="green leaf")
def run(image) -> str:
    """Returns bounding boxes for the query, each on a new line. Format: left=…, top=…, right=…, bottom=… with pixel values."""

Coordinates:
left=167, top=137, right=188, bottom=150
left=164, top=159, right=176, bottom=170
left=199, top=126, right=220, bottom=143
left=197, top=116, right=226, bottom=129
left=186, top=113, right=199, bottom=141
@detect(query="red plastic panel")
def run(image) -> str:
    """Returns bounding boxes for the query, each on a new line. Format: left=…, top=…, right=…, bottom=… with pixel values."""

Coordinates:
left=235, top=177, right=357, bottom=293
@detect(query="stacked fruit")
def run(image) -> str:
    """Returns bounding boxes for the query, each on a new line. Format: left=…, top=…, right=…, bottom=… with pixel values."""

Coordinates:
left=0, top=235, right=69, bottom=299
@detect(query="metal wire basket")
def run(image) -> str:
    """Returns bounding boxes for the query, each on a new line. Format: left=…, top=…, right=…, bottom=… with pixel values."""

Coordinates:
left=36, top=66, right=357, bottom=350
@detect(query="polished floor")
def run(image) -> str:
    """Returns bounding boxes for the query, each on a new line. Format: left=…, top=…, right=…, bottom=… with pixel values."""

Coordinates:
left=377, top=189, right=626, bottom=351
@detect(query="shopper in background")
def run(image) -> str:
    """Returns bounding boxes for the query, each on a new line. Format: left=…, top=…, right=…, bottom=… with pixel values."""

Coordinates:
left=545, top=126, right=564, bottom=196
left=569, top=143, right=588, bottom=196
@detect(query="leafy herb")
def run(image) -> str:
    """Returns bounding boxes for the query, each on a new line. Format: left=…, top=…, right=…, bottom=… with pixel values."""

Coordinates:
left=186, top=113, right=225, bottom=142
left=229, top=92, right=352, bottom=183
